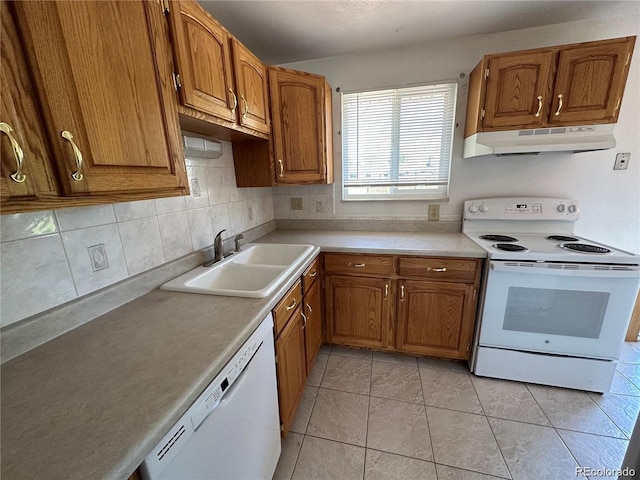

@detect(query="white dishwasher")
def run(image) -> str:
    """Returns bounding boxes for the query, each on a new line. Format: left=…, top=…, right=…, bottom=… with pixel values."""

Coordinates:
left=140, top=314, right=281, bottom=480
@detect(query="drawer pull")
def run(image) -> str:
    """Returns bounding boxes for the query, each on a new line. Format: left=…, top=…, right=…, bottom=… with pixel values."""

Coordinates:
left=0, top=122, right=26, bottom=183
left=306, top=303, right=312, bottom=317
left=427, top=267, right=447, bottom=272
left=285, top=298, right=297, bottom=311
left=301, top=311, right=307, bottom=328
left=309, top=269, right=318, bottom=278
left=348, top=262, right=366, bottom=268
left=61, top=130, right=84, bottom=181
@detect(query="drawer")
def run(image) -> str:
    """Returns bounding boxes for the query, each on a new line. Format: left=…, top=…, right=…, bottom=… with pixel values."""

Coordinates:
left=324, top=253, right=394, bottom=276
left=302, top=256, right=321, bottom=294
left=397, top=257, right=479, bottom=283
left=273, top=279, right=303, bottom=336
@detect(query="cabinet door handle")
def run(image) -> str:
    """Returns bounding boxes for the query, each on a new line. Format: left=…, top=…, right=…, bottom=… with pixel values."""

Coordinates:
left=278, top=159, right=284, bottom=178
left=0, top=122, right=26, bottom=183
left=241, top=95, right=248, bottom=120
left=384, top=284, right=389, bottom=298
left=534, top=95, right=543, bottom=117
left=427, top=267, right=447, bottom=272
left=229, top=89, right=238, bottom=115
left=309, top=269, right=318, bottom=278
left=306, top=303, right=312, bottom=318
left=61, top=130, right=84, bottom=181
left=554, top=94, right=563, bottom=116
left=301, top=311, right=307, bottom=328
left=285, top=298, right=297, bottom=311
left=400, top=285, right=405, bottom=300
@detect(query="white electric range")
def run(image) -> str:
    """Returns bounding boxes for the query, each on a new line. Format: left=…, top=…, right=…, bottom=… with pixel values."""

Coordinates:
left=463, top=197, right=640, bottom=392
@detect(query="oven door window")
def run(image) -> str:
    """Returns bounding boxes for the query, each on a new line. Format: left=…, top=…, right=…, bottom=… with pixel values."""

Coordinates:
left=479, top=262, right=639, bottom=359
left=504, top=287, right=609, bottom=338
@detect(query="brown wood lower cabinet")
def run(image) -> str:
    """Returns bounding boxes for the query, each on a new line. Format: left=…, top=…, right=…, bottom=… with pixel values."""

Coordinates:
left=323, top=253, right=481, bottom=360
left=395, top=280, right=477, bottom=359
left=325, top=275, right=391, bottom=349
left=303, top=278, right=323, bottom=373
left=275, top=304, right=306, bottom=437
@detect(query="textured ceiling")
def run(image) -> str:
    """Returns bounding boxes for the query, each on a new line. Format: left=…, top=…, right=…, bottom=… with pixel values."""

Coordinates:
left=201, top=0, right=640, bottom=64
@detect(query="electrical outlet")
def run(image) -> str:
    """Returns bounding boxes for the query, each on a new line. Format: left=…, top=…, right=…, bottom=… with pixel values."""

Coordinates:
left=428, top=204, right=440, bottom=221
left=614, top=152, right=630, bottom=170
left=291, top=197, right=303, bottom=210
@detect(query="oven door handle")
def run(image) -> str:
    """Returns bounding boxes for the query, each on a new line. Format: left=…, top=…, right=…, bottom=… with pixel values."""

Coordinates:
left=490, top=262, right=640, bottom=278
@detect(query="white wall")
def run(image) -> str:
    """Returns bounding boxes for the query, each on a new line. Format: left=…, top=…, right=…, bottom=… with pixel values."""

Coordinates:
left=0, top=141, right=274, bottom=327
left=278, top=14, right=640, bottom=253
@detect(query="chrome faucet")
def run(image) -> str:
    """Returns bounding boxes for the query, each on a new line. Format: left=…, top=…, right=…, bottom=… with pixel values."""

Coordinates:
left=234, top=234, right=244, bottom=252
left=214, top=229, right=226, bottom=262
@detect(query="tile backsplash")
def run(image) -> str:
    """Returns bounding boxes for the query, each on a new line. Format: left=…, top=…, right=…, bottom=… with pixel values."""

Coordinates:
left=0, top=141, right=274, bottom=327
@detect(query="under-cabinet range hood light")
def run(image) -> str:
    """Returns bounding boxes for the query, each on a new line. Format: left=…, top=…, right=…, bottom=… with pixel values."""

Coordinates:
left=463, top=124, right=616, bottom=158
left=182, top=132, right=223, bottom=159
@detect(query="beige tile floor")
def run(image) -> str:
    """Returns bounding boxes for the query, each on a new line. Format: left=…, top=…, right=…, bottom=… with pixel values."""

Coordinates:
left=273, top=342, right=640, bottom=480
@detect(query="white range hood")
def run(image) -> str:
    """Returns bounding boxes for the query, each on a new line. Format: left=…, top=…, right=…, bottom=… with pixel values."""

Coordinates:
left=463, top=124, right=616, bottom=158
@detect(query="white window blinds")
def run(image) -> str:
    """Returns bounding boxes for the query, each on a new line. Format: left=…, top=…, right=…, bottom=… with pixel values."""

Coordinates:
left=342, top=81, right=457, bottom=200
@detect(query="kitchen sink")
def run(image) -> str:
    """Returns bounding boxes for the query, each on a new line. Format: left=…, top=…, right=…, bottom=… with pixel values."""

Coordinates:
left=160, top=243, right=315, bottom=298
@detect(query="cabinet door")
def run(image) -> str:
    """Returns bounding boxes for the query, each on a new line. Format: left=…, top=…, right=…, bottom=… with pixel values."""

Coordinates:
left=1, top=2, right=57, bottom=205
left=275, top=307, right=306, bottom=437
left=304, top=279, right=323, bottom=374
left=269, top=68, right=328, bottom=184
left=395, top=280, right=477, bottom=360
left=550, top=38, right=635, bottom=126
left=325, top=275, right=391, bottom=349
left=483, top=51, right=554, bottom=130
left=168, top=0, right=236, bottom=122
left=15, top=1, right=187, bottom=197
left=231, top=40, right=270, bottom=134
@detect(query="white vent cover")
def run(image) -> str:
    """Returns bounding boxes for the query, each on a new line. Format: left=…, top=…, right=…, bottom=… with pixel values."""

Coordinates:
left=182, top=133, right=223, bottom=159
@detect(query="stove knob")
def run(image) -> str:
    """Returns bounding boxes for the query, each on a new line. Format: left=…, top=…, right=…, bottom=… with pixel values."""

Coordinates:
left=479, top=204, right=489, bottom=213
left=557, top=204, right=565, bottom=213
left=568, top=205, right=577, bottom=213
left=468, top=205, right=478, bottom=213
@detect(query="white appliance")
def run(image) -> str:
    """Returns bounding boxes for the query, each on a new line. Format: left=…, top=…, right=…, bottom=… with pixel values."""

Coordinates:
left=463, top=197, right=640, bottom=392
left=140, top=314, right=281, bottom=480
left=463, top=123, right=616, bottom=158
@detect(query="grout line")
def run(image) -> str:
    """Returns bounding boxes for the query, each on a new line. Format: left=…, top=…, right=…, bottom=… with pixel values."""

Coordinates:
left=483, top=407, right=514, bottom=480
left=434, top=462, right=506, bottom=479
left=419, top=366, right=437, bottom=466
left=289, top=432, right=306, bottom=480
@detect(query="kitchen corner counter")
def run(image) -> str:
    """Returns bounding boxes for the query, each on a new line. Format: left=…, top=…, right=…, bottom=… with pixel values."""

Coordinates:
left=0, top=229, right=484, bottom=480
left=255, top=229, right=487, bottom=258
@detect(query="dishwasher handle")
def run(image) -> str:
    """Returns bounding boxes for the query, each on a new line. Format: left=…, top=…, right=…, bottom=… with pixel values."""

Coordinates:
left=191, top=341, right=264, bottom=431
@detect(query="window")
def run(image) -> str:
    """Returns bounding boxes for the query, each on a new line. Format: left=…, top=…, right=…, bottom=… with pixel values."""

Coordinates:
left=341, top=81, right=457, bottom=201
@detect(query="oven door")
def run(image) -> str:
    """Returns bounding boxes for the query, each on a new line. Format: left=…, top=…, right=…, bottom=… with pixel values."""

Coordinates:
left=479, top=261, right=640, bottom=360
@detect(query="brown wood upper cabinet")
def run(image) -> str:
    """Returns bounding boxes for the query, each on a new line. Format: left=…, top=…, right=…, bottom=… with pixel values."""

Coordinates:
left=465, top=36, right=635, bottom=136
left=232, top=67, right=334, bottom=187
left=2, top=1, right=189, bottom=213
left=167, top=0, right=270, bottom=136
left=269, top=67, right=333, bottom=185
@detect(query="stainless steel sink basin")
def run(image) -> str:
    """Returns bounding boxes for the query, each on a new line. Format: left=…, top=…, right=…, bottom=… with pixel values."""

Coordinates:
left=160, top=243, right=315, bottom=298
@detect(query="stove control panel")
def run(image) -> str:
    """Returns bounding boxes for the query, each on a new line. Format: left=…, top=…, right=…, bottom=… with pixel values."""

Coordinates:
left=463, top=197, right=579, bottom=221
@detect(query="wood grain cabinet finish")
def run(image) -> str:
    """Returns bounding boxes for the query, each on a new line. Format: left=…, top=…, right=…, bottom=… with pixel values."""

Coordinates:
left=275, top=305, right=306, bottom=437
left=325, top=275, right=391, bottom=349
left=13, top=1, right=188, bottom=200
left=231, top=39, right=270, bottom=134
left=0, top=2, right=57, bottom=207
left=465, top=36, right=635, bottom=136
left=303, top=277, right=323, bottom=374
left=269, top=67, right=334, bottom=185
left=273, top=279, right=303, bottom=336
left=167, top=0, right=269, bottom=139
left=323, top=253, right=481, bottom=359
left=395, top=280, right=478, bottom=360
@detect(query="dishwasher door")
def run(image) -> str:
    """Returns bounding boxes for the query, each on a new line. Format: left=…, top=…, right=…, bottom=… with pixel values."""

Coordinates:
left=141, top=316, right=281, bottom=480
